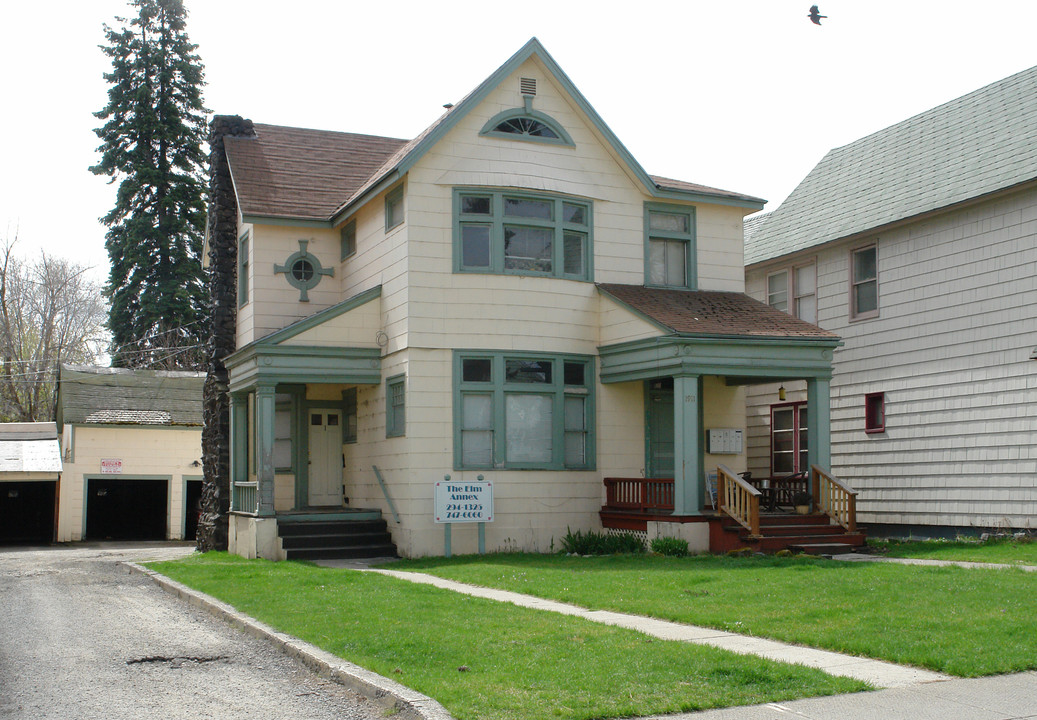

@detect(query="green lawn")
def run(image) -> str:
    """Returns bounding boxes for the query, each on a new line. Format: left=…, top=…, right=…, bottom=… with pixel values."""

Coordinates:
left=869, top=537, right=1037, bottom=565
left=388, top=553, right=1037, bottom=677
left=149, top=553, right=866, bottom=720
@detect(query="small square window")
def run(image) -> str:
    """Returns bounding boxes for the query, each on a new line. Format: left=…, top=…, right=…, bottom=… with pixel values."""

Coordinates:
left=865, top=392, right=885, bottom=433
left=385, top=186, right=404, bottom=231
left=462, top=358, right=492, bottom=383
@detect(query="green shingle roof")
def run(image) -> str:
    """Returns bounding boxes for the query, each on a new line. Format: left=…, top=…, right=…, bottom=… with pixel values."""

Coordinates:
left=746, top=64, right=1037, bottom=266
left=57, top=365, right=205, bottom=428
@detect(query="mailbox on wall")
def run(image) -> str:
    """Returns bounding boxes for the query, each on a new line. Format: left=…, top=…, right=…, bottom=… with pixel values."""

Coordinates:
left=707, top=428, right=743, bottom=454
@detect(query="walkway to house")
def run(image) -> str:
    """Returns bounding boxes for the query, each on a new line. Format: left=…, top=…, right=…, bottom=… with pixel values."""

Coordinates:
left=831, top=552, right=1037, bottom=572
left=359, top=567, right=946, bottom=689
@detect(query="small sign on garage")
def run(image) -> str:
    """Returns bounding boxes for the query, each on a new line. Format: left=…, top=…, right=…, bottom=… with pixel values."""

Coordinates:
left=100, top=458, right=122, bottom=474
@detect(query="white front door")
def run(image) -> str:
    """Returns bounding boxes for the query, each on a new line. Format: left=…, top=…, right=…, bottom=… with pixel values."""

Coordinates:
left=308, top=409, right=343, bottom=506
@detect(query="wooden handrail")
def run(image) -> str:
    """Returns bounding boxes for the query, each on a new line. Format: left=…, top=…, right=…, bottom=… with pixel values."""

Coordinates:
left=811, top=465, right=858, bottom=532
left=717, top=464, right=761, bottom=537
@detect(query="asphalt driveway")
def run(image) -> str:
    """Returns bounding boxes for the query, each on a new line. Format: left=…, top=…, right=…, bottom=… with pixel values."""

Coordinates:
left=0, top=542, right=381, bottom=720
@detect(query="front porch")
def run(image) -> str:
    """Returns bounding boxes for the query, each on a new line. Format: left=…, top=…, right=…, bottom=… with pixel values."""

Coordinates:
left=600, top=466, right=864, bottom=554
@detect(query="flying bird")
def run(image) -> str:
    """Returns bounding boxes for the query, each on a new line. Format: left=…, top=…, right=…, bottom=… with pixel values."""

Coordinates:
left=808, top=5, right=826, bottom=24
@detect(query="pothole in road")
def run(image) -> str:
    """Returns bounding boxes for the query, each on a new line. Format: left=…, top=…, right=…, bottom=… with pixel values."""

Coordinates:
left=127, top=655, right=229, bottom=668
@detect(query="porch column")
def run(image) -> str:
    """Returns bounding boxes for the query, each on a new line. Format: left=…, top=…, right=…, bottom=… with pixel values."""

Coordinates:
left=255, top=383, right=277, bottom=517
left=806, top=376, right=832, bottom=473
left=673, top=374, right=702, bottom=515
left=229, top=392, right=248, bottom=511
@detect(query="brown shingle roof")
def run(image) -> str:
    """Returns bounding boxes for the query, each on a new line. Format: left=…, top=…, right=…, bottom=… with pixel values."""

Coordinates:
left=650, top=176, right=766, bottom=206
left=225, top=124, right=408, bottom=221
left=597, top=284, right=839, bottom=340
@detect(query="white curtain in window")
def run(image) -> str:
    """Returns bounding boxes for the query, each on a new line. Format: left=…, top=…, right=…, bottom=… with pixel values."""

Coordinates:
left=505, top=394, right=552, bottom=463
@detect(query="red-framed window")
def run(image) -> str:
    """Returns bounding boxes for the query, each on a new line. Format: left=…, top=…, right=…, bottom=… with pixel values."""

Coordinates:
left=770, top=402, right=808, bottom=475
left=865, top=392, right=885, bottom=434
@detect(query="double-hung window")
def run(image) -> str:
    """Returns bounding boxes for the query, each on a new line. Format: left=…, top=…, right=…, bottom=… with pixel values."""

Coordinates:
left=238, top=232, right=249, bottom=307
left=851, top=244, right=878, bottom=319
left=455, top=351, right=594, bottom=470
left=386, top=375, right=405, bottom=438
left=645, top=203, right=696, bottom=289
left=455, top=189, right=592, bottom=281
left=767, top=263, right=817, bottom=324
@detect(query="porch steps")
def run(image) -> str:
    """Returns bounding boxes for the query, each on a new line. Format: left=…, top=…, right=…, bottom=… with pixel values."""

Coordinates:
left=724, top=513, right=866, bottom=555
left=277, top=511, right=397, bottom=561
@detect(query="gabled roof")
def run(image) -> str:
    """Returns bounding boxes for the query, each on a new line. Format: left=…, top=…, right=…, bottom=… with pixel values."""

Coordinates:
left=597, top=284, right=839, bottom=341
left=746, top=64, right=1037, bottom=266
left=57, top=365, right=205, bottom=428
left=0, top=422, right=61, bottom=475
left=225, top=38, right=764, bottom=226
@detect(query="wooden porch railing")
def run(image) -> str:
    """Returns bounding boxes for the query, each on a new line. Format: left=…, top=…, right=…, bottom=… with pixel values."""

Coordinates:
left=603, top=477, right=674, bottom=512
left=717, top=464, right=761, bottom=537
left=232, top=481, right=258, bottom=515
left=811, top=465, right=858, bottom=532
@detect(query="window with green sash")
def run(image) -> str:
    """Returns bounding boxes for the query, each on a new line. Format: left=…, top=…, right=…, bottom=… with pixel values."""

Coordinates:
left=454, top=351, right=594, bottom=470
left=386, top=374, right=405, bottom=438
left=644, top=203, right=696, bottom=289
left=454, top=189, right=592, bottom=281
left=238, top=232, right=249, bottom=306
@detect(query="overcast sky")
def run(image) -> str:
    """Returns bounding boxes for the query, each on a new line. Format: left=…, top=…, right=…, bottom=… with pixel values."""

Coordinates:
left=2, top=1, right=1036, bottom=283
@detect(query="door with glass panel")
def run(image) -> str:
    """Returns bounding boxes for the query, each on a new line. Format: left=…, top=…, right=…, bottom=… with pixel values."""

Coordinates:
left=308, top=409, right=343, bottom=506
left=770, top=402, right=808, bottom=475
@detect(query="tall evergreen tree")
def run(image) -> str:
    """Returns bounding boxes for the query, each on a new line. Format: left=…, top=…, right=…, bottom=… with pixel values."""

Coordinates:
left=91, top=0, right=208, bottom=369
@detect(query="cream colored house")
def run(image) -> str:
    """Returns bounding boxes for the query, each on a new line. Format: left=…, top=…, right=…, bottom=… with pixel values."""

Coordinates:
left=216, top=38, right=849, bottom=560
left=56, top=365, right=204, bottom=542
left=745, top=65, right=1037, bottom=536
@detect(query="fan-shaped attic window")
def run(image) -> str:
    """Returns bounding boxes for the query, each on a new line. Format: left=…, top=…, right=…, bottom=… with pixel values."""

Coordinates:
left=480, top=108, right=574, bottom=147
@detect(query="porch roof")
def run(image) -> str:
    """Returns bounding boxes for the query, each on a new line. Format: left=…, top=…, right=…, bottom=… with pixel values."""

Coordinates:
left=596, top=284, right=840, bottom=341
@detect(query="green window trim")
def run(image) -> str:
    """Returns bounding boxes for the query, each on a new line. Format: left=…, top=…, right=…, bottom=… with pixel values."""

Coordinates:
left=453, top=188, right=593, bottom=282
left=385, top=185, right=404, bottom=232
left=453, top=350, right=595, bottom=471
left=342, top=387, right=358, bottom=443
left=479, top=105, right=575, bottom=147
left=386, top=374, right=405, bottom=438
left=238, top=231, right=249, bottom=307
left=644, top=202, right=696, bottom=290
left=273, top=239, right=333, bottom=302
left=340, top=219, right=357, bottom=261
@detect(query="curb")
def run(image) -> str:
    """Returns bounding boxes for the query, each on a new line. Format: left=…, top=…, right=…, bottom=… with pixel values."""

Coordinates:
left=125, top=561, right=456, bottom=720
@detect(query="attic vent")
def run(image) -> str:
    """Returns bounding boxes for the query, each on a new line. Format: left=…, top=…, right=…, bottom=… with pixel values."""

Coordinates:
left=520, top=78, right=537, bottom=96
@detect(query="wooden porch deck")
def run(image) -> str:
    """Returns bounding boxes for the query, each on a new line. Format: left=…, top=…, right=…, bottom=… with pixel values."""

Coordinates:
left=600, top=468, right=865, bottom=555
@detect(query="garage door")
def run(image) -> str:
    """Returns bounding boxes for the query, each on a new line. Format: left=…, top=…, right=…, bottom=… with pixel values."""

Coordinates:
left=0, top=481, right=56, bottom=544
left=86, top=478, right=168, bottom=540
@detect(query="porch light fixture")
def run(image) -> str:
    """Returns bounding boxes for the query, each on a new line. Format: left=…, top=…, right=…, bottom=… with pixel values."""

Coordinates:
left=778, top=384, right=786, bottom=401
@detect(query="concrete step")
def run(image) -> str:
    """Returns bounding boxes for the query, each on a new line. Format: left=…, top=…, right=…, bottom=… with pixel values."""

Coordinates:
left=284, top=544, right=398, bottom=561
left=788, top=541, right=865, bottom=557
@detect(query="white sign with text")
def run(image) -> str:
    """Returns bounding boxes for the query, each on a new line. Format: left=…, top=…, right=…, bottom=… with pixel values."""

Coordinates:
left=434, top=481, right=493, bottom=523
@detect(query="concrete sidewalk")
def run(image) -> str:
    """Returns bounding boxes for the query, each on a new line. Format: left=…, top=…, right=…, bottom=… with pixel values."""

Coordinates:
left=361, top=567, right=948, bottom=689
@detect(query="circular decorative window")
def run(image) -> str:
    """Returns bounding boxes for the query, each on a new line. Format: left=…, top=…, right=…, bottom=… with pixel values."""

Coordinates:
left=291, top=258, right=315, bottom=282
left=274, top=240, right=332, bottom=301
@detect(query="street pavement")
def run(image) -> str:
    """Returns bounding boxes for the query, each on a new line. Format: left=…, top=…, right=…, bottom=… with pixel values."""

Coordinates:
left=0, top=542, right=383, bottom=720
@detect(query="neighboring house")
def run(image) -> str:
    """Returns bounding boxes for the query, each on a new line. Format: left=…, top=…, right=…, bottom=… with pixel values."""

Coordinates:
left=213, top=38, right=846, bottom=560
left=744, top=65, right=1037, bottom=536
left=56, top=365, right=205, bottom=542
left=0, top=423, right=62, bottom=544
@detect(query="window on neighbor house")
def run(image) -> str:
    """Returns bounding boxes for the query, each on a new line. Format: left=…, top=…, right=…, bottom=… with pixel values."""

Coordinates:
left=767, top=264, right=817, bottom=324
left=238, top=232, right=249, bottom=307
left=455, top=352, right=594, bottom=470
left=865, top=392, right=885, bottom=433
left=386, top=375, right=405, bottom=438
left=771, top=402, right=808, bottom=475
left=645, top=203, right=696, bottom=289
left=851, top=244, right=878, bottom=319
left=340, top=219, right=356, bottom=261
left=455, top=189, right=592, bottom=281
left=385, top=186, right=404, bottom=232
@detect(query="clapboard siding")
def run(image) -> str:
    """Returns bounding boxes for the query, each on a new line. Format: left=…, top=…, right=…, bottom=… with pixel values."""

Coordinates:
left=746, top=185, right=1037, bottom=530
